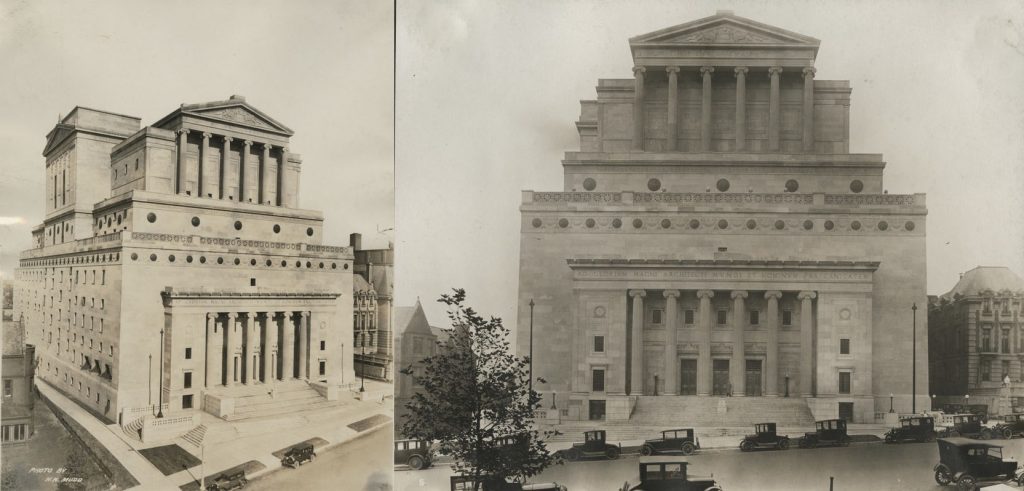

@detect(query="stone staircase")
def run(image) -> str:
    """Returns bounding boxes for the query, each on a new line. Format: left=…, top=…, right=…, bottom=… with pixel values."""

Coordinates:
left=630, top=396, right=815, bottom=427
left=181, top=424, right=207, bottom=448
left=221, top=380, right=345, bottom=421
left=122, top=416, right=144, bottom=441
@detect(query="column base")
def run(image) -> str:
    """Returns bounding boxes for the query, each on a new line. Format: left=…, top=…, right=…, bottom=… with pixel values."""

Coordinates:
left=663, top=392, right=678, bottom=396
left=733, top=394, right=745, bottom=397
left=765, top=393, right=779, bottom=397
left=697, top=391, right=710, bottom=397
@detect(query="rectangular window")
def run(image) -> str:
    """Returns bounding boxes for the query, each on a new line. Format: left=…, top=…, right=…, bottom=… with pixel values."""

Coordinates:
left=749, top=310, right=759, bottom=325
left=982, top=359, right=992, bottom=382
left=651, top=309, right=663, bottom=325
left=839, top=372, right=851, bottom=394
left=1002, top=360, right=1011, bottom=380
left=183, top=372, right=192, bottom=389
left=840, top=338, right=850, bottom=355
left=782, top=310, right=793, bottom=326
left=184, top=348, right=192, bottom=359
left=319, top=360, right=326, bottom=376
left=182, top=394, right=193, bottom=409
left=684, top=310, right=695, bottom=325
left=320, top=340, right=326, bottom=351
left=3, top=379, right=12, bottom=397
left=593, top=335, right=605, bottom=353
left=717, top=310, right=727, bottom=325
left=250, top=278, right=256, bottom=287
left=592, top=369, right=605, bottom=392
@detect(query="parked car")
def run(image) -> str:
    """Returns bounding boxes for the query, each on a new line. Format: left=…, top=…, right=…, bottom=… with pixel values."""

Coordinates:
left=884, top=416, right=936, bottom=444
left=939, top=414, right=988, bottom=439
left=639, top=428, right=700, bottom=456
left=281, top=442, right=316, bottom=468
left=798, top=419, right=851, bottom=448
left=556, top=430, right=621, bottom=461
left=944, top=404, right=990, bottom=424
left=620, top=459, right=723, bottom=491
left=991, top=413, right=1024, bottom=439
left=933, top=437, right=1024, bottom=490
left=395, top=439, right=434, bottom=470
left=449, top=476, right=567, bottom=491
left=205, top=470, right=247, bottom=491
left=739, top=423, right=790, bottom=451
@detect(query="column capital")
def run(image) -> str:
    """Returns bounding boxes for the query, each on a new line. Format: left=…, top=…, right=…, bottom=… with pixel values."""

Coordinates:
left=628, top=289, right=646, bottom=298
left=207, top=313, right=217, bottom=321
left=734, top=66, right=749, bottom=76
left=665, top=66, right=680, bottom=74
left=802, top=67, right=817, bottom=78
left=223, top=136, right=234, bottom=143
left=797, top=291, right=817, bottom=301
left=663, top=290, right=680, bottom=299
left=730, top=290, right=749, bottom=300
left=262, top=142, right=273, bottom=151
left=177, top=128, right=190, bottom=136
left=300, top=311, right=310, bottom=319
left=243, top=140, right=253, bottom=147
left=768, top=66, right=783, bottom=77
left=227, top=312, right=237, bottom=320
left=764, top=290, right=783, bottom=300
left=201, top=132, right=211, bottom=140
left=697, top=289, right=715, bottom=299
left=280, top=146, right=289, bottom=155
left=632, top=66, right=647, bottom=75
left=699, top=66, right=715, bottom=75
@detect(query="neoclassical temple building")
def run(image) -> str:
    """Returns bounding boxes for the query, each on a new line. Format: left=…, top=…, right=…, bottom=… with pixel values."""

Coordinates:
left=14, top=96, right=355, bottom=426
left=517, top=11, right=928, bottom=424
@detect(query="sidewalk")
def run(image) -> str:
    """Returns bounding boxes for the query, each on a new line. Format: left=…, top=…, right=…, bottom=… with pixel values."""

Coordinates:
left=38, top=377, right=393, bottom=490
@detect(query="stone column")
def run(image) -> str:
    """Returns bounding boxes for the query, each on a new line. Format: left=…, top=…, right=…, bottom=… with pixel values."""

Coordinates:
left=299, top=312, right=310, bottom=380
left=802, top=67, right=816, bottom=152
left=663, top=290, right=680, bottom=395
left=665, top=67, right=680, bottom=152
left=734, top=67, right=748, bottom=151
left=765, top=291, right=782, bottom=396
left=260, top=313, right=272, bottom=383
left=697, top=290, right=715, bottom=396
left=628, top=290, right=646, bottom=395
left=282, top=313, right=295, bottom=379
left=700, top=66, right=714, bottom=152
left=243, top=312, right=255, bottom=384
left=731, top=290, right=748, bottom=396
left=176, top=129, right=189, bottom=195
left=268, top=313, right=279, bottom=382
left=277, top=147, right=288, bottom=207
left=225, top=312, right=237, bottom=387
left=260, top=143, right=271, bottom=205
left=205, top=313, right=217, bottom=388
left=798, top=291, right=817, bottom=396
left=240, top=140, right=252, bottom=203
left=632, top=66, right=646, bottom=151
left=220, top=137, right=232, bottom=200
left=768, top=66, right=783, bottom=151
left=199, top=133, right=210, bottom=197
left=308, top=313, right=320, bottom=380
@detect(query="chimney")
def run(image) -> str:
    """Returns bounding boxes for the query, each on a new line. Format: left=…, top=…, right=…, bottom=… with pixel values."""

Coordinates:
left=349, top=233, right=362, bottom=251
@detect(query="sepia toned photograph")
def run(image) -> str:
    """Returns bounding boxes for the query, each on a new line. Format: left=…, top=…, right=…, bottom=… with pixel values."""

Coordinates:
left=0, top=1, right=394, bottom=490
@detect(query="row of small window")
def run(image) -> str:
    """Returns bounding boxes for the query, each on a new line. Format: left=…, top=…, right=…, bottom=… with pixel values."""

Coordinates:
left=586, top=367, right=854, bottom=394
left=38, top=293, right=106, bottom=311
left=41, top=269, right=107, bottom=290
left=128, top=252, right=342, bottom=270
left=981, top=301, right=1023, bottom=315
left=49, top=330, right=113, bottom=356
left=585, top=178, right=868, bottom=194
left=647, top=308, right=796, bottom=327
left=1, top=424, right=28, bottom=443
left=146, top=212, right=315, bottom=237
left=977, top=328, right=1023, bottom=354
left=355, top=332, right=377, bottom=348
left=54, top=366, right=113, bottom=406
left=541, top=217, right=912, bottom=232
left=354, top=312, right=376, bottom=329
left=979, top=359, right=1015, bottom=383
left=46, top=313, right=105, bottom=332
left=96, top=211, right=126, bottom=229
left=588, top=335, right=852, bottom=355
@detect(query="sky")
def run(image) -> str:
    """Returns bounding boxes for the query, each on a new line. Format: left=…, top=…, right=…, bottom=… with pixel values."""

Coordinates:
left=0, top=0, right=395, bottom=276
left=396, top=0, right=1024, bottom=331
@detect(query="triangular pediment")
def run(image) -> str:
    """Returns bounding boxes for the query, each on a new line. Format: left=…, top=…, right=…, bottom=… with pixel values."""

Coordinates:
left=42, top=124, right=75, bottom=157
left=631, top=12, right=820, bottom=47
left=184, top=102, right=293, bottom=136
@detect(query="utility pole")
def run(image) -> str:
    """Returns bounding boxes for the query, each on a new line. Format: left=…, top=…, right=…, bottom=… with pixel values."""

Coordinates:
left=528, top=299, right=535, bottom=397
left=157, top=329, right=164, bottom=418
left=912, top=303, right=918, bottom=414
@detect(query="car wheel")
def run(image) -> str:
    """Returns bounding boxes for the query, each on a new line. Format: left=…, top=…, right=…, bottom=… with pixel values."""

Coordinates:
left=606, top=447, right=621, bottom=460
left=640, top=445, right=654, bottom=457
left=704, top=487, right=723, bottom=491
left=1016, top=474, right=1024, bottom=487
left=408, top=455, right=425, bottom=470
left=740, top=440, right=754, bottom=452
left=565, top=448, right=581, bottom=462
left=1003, top=428, right=1014, bottom=439
left=934, top=468, right=952, bottom=485
left=884, top=434, right=895, bottom=444
left=980, top=428, right=992, bottom=440
left=778, top=439, right=790, bottom=450
left=681, top=442, right=695, bottom=455
left=925, top=432, right=936, bottom=442
left=798, top=438, right=809, bottom=449
left=956, top=474, right=977, bottom=491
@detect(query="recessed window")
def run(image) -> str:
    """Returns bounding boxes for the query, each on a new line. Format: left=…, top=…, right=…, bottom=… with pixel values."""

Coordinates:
left=717, top=310, right=728, bottom=325
left=250, top=278, right=256, bottom=287
left=749, top=310, right=760, bottom=325
left=840, top=338, right=850, bottom=355
left=592, top=369, right=605, bottom=392
left=183, top=372, right=192, bottom=388
left=651, top=309, right=663, bottom=325
left=593, top=336, right=605, bottom=353
left=782, top=310, right=793, bottom=326
left=182, top=394, right=193, bottom=409
left=185, top=348, right=192, bottom=359
left=838, top=372, right=851, bottom=394
left=320, top=340, right=326, bottom=351
left=684, top=310, right=695, bottom=325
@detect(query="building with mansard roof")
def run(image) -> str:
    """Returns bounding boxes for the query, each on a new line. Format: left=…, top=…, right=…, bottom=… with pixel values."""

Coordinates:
left=14, top=96, right=355, bottom=428
left=351, top=232, right=394, bottom=382
left=517, top=11, right=928, bottom=425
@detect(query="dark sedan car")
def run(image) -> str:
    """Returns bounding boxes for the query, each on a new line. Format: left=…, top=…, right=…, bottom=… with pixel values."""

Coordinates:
left=640, top=428, right=700, bottom=456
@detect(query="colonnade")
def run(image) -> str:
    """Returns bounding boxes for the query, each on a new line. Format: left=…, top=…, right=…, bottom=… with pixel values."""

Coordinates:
left=204, top=310, right=319, bottom=388
left=175, top=129, right=290, bottom=206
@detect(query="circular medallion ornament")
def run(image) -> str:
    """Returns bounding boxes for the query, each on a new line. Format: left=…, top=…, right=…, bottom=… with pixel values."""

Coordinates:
left=532, top=218, right=542, bottom=228
left=147, top=212, right=157, bottom=223
left=878, top=221, right=889, bottom=231
left=661, top=219, right=671, bottom=229
left=306, top=227, right=314, bottom=237
left=689, top=219, right=700, bottom=229
left=583, top=178, right=597, bottom=191
left=825, top=220, right=835, bottom=231
left=130, top=253, right=138, bottom=261
left=149, top=254, right=157, bottom=262
left=558, top=218, right=569, bottom=228
left=774, top=220, right=785, bottom=230
left=234, top=220, right=242, bottom=230
left=217, top=257, right=224, bottom=264
left=850, top=180, right=864, bottom=193
left=851, top=220, right=862, bottom=231
left=168, top=255, right=175, bottom=263
left=594, top=306, right=606, bottom=318
left=191, top=217, right=200, bottom=227
left=803, top=220, right=814, bottom=230
left=786, top=179, right=799, bottom=192
left=716, top=178, right=730, bottom=192
left=905, top=221, right=915, bottom=231
left=200, top=256, right=207, bottom=264
left=585, top=218, right=596, bottom=228
left=746, top=219, right=757, bottom=230
left=234, top=258, right=241, bottom=265
left=250, top=259, right=257, bottom=266
left=718, top=219, right=729, bottom=230
left=612, top=218, right=622, bottom=229
left=633, top=218, right=644, bottom=229
left=187, top=256, right=194, bottom=263
left=266, top=259, right=272, bottom=266
left=273, top=224, right=281, bottom=233
left=648, top=178, right=661, bottom=191
left=839, top=308, right=852, bottom=320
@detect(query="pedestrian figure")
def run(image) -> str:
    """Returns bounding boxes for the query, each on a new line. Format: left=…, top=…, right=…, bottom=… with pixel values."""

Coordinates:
left=1004, top=374, right=1011, bottom=387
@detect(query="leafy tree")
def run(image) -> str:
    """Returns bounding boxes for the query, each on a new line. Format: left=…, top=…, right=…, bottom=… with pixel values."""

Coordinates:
left=400, top=289, right=558, bottom=489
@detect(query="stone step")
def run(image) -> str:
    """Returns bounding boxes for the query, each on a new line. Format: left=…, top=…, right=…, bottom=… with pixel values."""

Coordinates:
left=225, top=398, right=342, bottom=421
left=181, top=424, right=208, bottom=447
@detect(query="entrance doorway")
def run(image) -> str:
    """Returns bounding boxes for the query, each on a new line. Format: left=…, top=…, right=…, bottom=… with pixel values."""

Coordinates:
left=745, top=360, right=763, bottom=396
left=713, top=360, right=730, bottom=396
left=680, top=359, right=697, bottom=395
left=589, top=400, right=606, bottom=420
left=839, top=402, right=854, bottom=422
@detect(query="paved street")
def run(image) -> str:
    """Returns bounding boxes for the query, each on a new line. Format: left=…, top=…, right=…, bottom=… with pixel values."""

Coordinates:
left=247, top=425, right=391, bottom=491
left=395, top=439, right=1024, bottom=491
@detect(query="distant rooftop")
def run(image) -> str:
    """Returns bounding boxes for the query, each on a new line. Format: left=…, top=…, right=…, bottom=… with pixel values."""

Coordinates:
left=941, top=266, right=1024, bottom=300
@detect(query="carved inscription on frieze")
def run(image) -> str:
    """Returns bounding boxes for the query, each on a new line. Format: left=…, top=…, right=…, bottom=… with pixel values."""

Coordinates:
left=575, top=269, right=871, bottom=282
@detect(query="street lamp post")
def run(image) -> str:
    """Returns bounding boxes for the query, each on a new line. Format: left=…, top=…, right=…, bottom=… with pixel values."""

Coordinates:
left=157, top=329, right=164, bottom=418
left=359, top=335, right=366, bottom=393
left=551, top=391, right=557, bottom=410
left=784, top=373, right=790, bottom=398
left=932, top=394, right=937, bottom=411
left=889, top=393, right=894, bottom=413
left=528, top=299, right=535, bottom=397
left=912, top=303, right=918, bottom=414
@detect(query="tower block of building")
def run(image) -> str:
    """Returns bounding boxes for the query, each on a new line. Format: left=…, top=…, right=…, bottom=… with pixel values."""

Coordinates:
left=14, top=96, right=355, bottom=424
left=517, top=11, right=928, bottom=424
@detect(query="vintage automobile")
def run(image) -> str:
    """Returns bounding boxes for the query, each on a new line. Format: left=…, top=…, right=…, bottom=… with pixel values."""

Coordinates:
left=620, top=459, right=723, bottom=491
left=280, top=442, right=316, bottom=468
left=798, top=419, right=851, bottom=448
left=990, top=413, right=1024, bottom=439
left=884, top=416, right=936, bottom=444
left=394, top=439, right=434, bottom=470
left=739, top=423, right=790, bottom=451
left=944, top=404, right=990, bottom=424
left=933, top=437, right=1024, bottom=490
left=205, top=470, right=247, bottom=491
left=449, top=476, right=567, bottom=491
left=556, top=430, right=621, bottom=461
left=639, top=428, right=700, bottom=456
left=939, top=414, right=988, bottom=439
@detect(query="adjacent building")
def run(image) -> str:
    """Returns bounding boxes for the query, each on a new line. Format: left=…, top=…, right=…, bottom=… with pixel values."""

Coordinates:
left=517, top=11, right=928, bottom=424
left=351, top=233, right=394, bottom=382
left=2, top=308, right=35, bottom=444
left=393, top=300, right=437, bottom=436
left=929, top=266, right=1024, bottom=414
left=14, top=96, right=355, bottom=425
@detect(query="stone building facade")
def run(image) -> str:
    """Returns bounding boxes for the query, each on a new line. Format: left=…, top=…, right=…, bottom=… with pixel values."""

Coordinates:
left=2, top=317, right=35, bottom=445
left=517, top=11, right=928, bottom=424
left=351, top=233, right=394, bottom=382
left=14, top=96, right=355, bottom=424
left=929, top=267, right=1024, bottom=414
left=393, top=300, right=437, bottom=436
